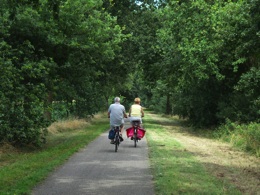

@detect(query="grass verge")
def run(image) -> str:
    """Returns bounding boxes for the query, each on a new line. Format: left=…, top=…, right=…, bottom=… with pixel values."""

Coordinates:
left=144, top=112, right=241, bottom=195
left=213, top=120, right=260, bottom=157
left=0, top=113, right=108, bottom=195
left=158, top=112, right=260, bottom=157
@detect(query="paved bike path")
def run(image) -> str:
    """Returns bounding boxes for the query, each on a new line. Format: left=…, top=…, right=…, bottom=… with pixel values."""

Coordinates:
left=32, top=120, right=155, bottom=195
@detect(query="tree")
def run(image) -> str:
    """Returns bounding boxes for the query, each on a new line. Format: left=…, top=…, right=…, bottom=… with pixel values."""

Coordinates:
left=0, top=0, right=125, bottom=145
left=153, top=0, right=260, bottom=126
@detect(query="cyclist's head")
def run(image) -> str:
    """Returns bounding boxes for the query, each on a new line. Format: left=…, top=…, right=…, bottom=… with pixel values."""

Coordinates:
left=134, top=97, right=141, bottom=103
left=114, top=97, right=120, bottom=102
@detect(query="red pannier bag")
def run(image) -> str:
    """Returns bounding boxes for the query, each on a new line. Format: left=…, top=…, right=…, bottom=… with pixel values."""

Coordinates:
left=137, top=128, right=146, bottom=138
left=126, top=127, right=134, bottom=138
left=126, top=127, right=146, bottom=138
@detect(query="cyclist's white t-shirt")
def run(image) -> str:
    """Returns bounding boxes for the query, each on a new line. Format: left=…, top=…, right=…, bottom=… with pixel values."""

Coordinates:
left=108, top=102, right=126, bottom=127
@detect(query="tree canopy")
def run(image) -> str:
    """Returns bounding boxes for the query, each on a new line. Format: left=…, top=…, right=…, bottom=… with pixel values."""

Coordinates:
left=0, top=0, right=259, bottom=146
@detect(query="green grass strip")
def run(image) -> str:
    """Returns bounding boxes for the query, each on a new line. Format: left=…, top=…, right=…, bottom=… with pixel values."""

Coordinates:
left=144, top=113, right=241, bottom=195
left=1, top=112, right=243, bottom=195
left=0, top=118, right=108, bottom=195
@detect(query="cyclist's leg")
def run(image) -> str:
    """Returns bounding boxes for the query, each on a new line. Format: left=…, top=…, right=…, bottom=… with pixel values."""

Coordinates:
left=110, top=125, right=115, bottom=144
left=120, top=124, right=124, bottom=132
left=119, top=124, right=124, bottom=142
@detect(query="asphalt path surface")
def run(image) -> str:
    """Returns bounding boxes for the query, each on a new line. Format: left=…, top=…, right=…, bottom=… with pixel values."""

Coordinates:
left=32, top=119, right=155, bottom=195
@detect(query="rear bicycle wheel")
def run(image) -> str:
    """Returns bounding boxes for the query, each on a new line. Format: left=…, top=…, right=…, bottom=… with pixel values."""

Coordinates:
left=115, top=135, right=119, bottom=152
left=134, top=128, right=137, bottom=147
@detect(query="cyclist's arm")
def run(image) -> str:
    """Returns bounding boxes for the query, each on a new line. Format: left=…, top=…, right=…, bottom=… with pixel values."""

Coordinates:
left=128, top=106, right=132, bottom=117
left=108, top=105, right=111, bottom=118
left=141, top=107, right=144, bottom=117
left=123, top=109, right=128, bottom=118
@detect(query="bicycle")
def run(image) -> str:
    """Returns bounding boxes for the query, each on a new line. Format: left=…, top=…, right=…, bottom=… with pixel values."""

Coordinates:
left=131, top=119, right=141, bottom=147
left=126, top=118, right=146, bottom=148
left=113, top=126, right=121, bottom=152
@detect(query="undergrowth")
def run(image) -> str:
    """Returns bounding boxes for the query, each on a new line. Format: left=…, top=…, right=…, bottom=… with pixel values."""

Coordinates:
left=145, top=114, right=241, bottom=195
left=0, top=112, right=108, bottom=195
left=213, top=120, right=260, bottom=157
left=161, top=112, right=260, bottom=157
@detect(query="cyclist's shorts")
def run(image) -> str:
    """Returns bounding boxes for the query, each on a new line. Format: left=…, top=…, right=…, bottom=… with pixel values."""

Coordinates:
left=130, top=117, right=142, bottom=124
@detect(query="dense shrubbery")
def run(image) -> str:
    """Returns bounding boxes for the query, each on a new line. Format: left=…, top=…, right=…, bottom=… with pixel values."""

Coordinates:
left=143, top=0, right=259, bottom=127
left=1, top=0, right=259, bottom=146
left=0, top=0, right=125, bottom=146
left=214, top=120, right=260, bottom=156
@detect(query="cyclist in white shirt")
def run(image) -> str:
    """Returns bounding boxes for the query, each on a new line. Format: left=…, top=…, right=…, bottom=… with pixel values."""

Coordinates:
left=108, top=97, right=127, bottom=143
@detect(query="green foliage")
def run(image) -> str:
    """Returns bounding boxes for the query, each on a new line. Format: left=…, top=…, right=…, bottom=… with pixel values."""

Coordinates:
left=51, top=101, right=70, bottom=121
left=214, top=120, right=260, bottom=156
left=144, top=0, right=260, bottom=126
left=0, top=0, right=125, bottom=146
left=217, top=68, right=260, bottom=123
left=1, top=0, right=259, bottom=145
left=145, top=113, right=241, bottom=194
left=0, top=116, right=108, bottom=195
left=148, top=80, right=168, bottom=113
left=50, top=0, right=126, bottom=117
left=0, top=39, right=51, bottom=146
left=102, top=0, right=159, bottom=107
